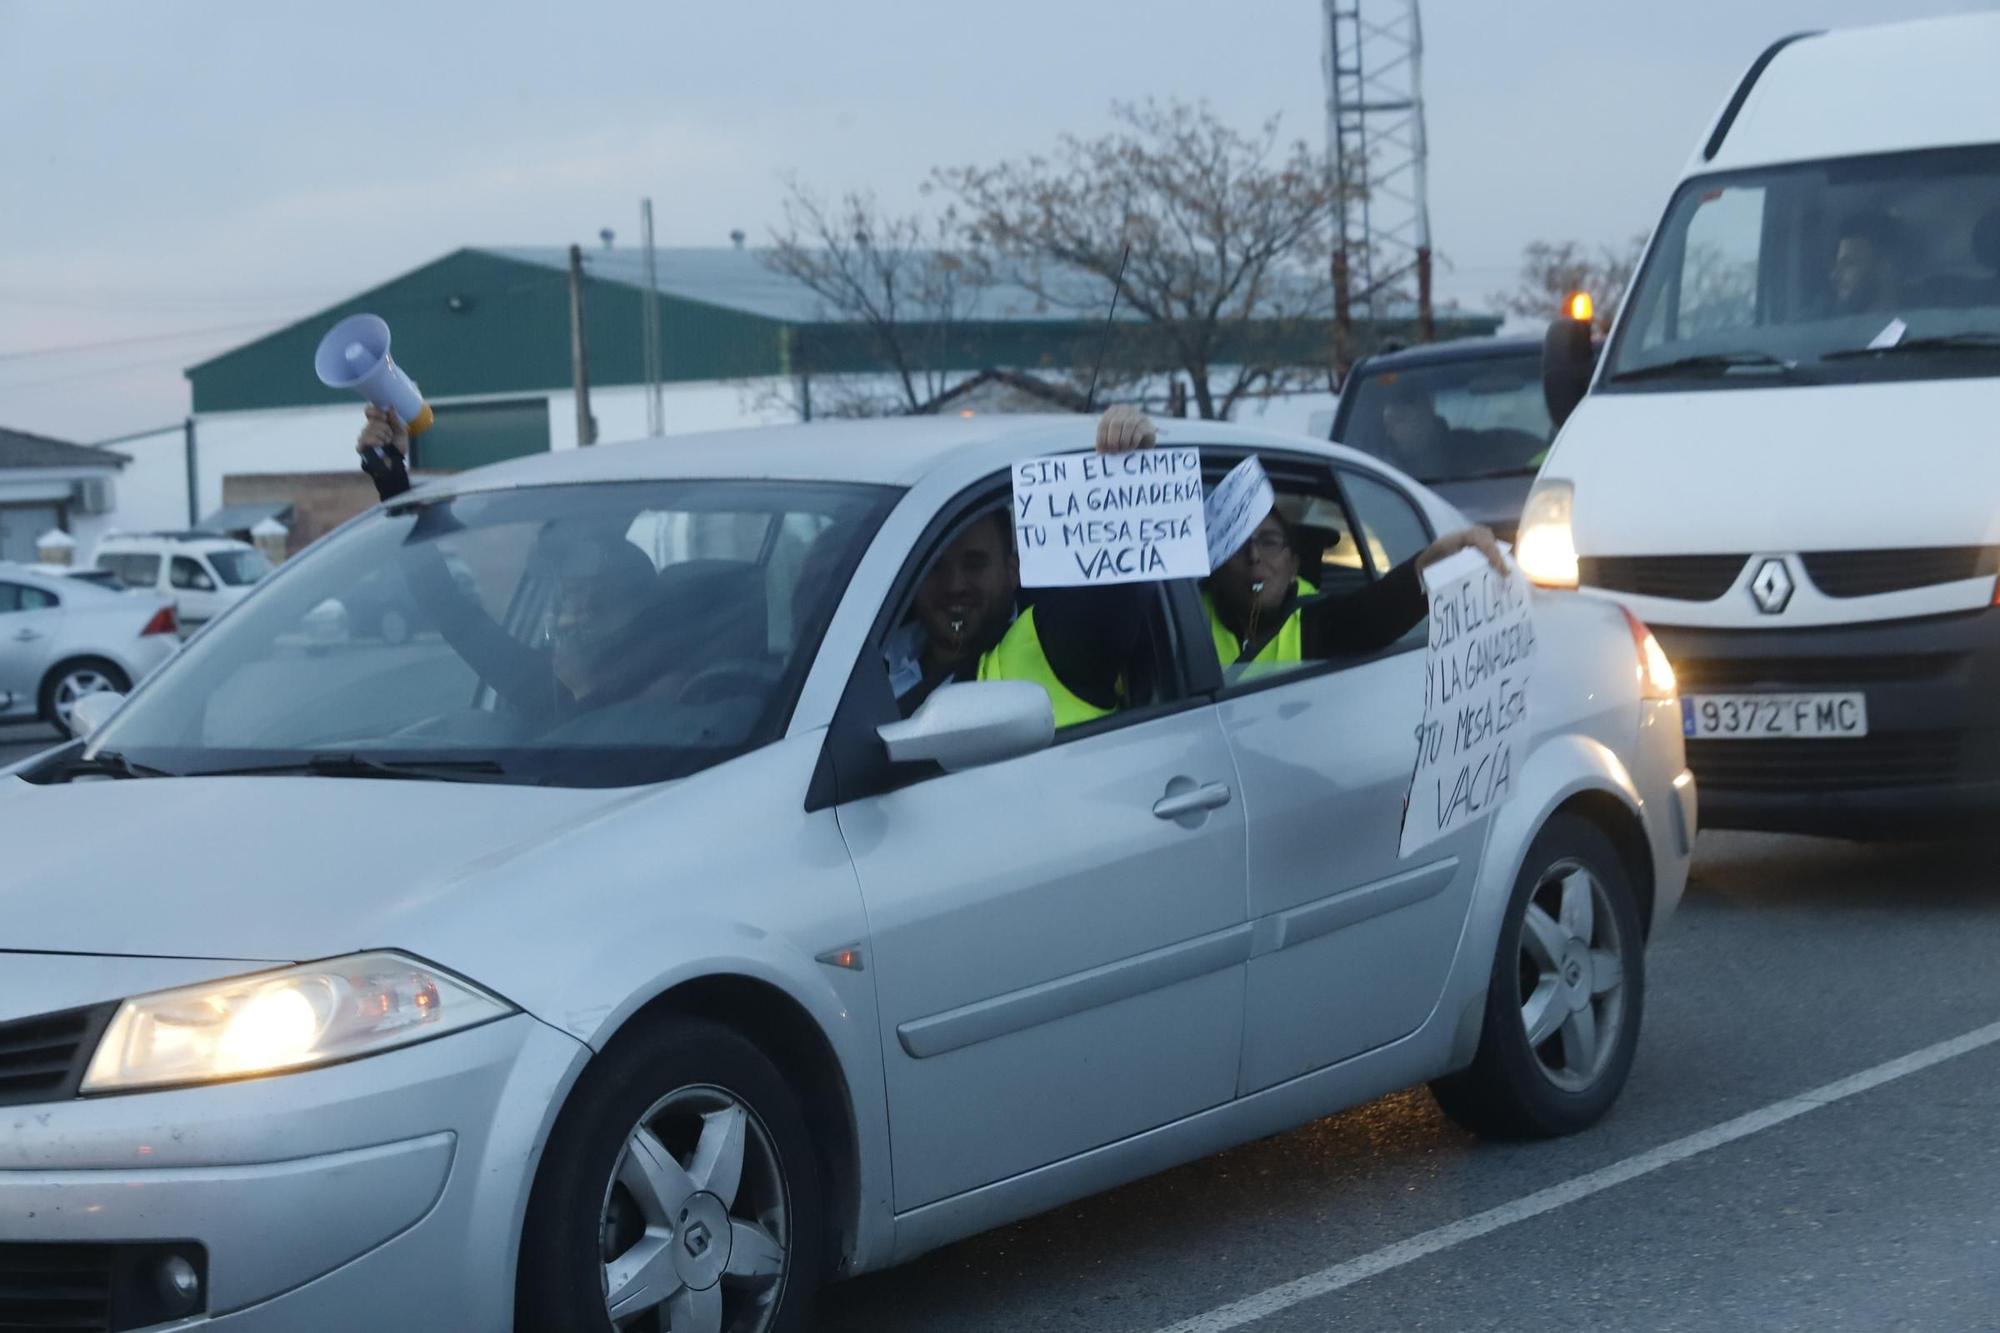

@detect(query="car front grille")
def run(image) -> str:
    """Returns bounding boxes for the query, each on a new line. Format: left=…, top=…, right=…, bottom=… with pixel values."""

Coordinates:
left=1800, top=547, right=1999, bottom=598
left=0, top=1005, right=111, bottom=1109
left=1670, top=652, right=1968, bottom=691
left=0, top=1244, right=207, bottom=1332
left=1688, top=732, right=1963, bottom=792
left=0, top=1244, right=113, bottom=1332
left=1579, top=555, right=1748, bottom=601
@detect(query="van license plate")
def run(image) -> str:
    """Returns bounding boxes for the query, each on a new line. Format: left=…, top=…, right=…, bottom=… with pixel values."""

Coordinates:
left=1682, top=693, right=1868, bottom=739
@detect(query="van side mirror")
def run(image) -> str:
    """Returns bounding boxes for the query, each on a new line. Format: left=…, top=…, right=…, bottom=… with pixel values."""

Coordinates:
left=1543, top=316, right=1595, bottom=430
left=70, top=691, right=126, bottom=741
left=876, top=681, right=1055, bottom=773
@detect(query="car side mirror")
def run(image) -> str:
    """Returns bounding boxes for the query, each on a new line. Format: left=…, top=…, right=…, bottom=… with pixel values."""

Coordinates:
left=193, top=574, right=216, bottom=592
left=70, top=691, right=126, bottom=741
left=876, top=681, right=1055, bottom=773
left=1542, top=316, right=1594, bottom=430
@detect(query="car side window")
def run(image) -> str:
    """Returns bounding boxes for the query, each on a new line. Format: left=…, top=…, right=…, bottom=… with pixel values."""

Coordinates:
left=879, top=495, right=1183, bottom=734
left=20, top=585, right=56, bottom=611
left=0, top=583, right=21, bottom=614
left=170, top=556, right=214, bottom=591
left=111, top=553, right=161, bottom=588
left=1341, top=469, right=1433, bottom=575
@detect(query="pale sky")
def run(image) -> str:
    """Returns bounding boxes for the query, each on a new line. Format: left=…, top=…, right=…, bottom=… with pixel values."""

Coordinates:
left=2, top=0, right=1990, bottom=441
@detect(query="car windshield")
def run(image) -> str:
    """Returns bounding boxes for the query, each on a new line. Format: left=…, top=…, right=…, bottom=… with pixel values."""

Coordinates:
left=1606, top=143, right=2000, bottom=388
left=209, top=548, right=272, bottom=586
left=89, top=479, right=896, bottom=788
left=1336, top=353, right=1554, bottom=483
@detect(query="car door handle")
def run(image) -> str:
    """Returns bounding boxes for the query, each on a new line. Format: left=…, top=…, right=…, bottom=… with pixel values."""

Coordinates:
left=12, top=628, right=40, bottom=642
left=1153, top=781, right=1232, bottom=820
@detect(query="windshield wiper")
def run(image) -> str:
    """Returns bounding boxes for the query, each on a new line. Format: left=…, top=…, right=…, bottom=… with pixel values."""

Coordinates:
left=1606, top=351, right=1799, bottom=383
left=52, top=749, right=178, bottom=780
left=1821, top=331, right=2000, bottom=361
left=182, top=753, right=512, bottom=782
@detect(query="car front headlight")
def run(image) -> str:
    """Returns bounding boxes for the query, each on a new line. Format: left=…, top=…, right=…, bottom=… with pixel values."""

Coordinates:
left=81, top=951, right=514, bottom=1094
left=1516, top=479, right=1579, bottom=589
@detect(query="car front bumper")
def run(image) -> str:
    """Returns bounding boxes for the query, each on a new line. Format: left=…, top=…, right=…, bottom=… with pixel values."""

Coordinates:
left=1654, top=608, right=2000, bottom=838
left=0, top=1012, right=587, bottom=1331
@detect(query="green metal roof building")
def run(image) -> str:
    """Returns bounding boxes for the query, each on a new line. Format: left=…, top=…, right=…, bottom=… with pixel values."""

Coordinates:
left=184, top=246, right=1499, bottom=470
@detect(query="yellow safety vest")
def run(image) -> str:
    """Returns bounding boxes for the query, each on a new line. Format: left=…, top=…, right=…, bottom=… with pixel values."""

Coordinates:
left=1204, top=578, right=1315, bottom=668
left=976, top=605, right=1111, bottom=728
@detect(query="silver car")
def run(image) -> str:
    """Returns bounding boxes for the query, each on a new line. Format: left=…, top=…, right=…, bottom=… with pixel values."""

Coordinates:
left=0, top=417, right=1693, bottom=1332
left=0, top=561, right=178, bottom=737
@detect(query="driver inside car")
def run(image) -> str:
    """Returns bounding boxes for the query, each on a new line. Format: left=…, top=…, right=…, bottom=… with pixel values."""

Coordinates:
left=356, top=407, right=673, bottom=725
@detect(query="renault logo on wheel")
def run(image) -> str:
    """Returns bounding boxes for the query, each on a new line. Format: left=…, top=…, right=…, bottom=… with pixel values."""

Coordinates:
left=1750, top=558, right=1794, bottom=615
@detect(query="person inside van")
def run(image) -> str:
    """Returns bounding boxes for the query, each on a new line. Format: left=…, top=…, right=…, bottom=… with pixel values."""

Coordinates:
left=1830, top=211, right=1910, bottom=315
left=1377, top=381, right=1456, bottom=479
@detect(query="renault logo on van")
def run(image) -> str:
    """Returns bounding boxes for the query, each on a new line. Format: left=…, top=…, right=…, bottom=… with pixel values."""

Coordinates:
left=1750, top=559, right=1795, bottom=615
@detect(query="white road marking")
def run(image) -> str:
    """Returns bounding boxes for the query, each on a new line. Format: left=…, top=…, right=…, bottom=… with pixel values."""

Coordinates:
left=1149, top=1017, right=2000, bottom=1333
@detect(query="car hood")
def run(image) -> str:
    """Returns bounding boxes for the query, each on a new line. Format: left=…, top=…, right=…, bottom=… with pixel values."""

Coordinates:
left=0, top=773, right=652, bottom=959
left=1549, top=378, right=2000, bottom=554
left=1423, top=474, right=1533, bottom=540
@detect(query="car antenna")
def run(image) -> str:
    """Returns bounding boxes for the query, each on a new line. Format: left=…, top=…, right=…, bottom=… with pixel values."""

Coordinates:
left=1083, top=242, right=1132, bottom=414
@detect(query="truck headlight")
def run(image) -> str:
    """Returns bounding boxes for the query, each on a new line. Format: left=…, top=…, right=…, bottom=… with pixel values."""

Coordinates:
left=1517, top=479, right=1579, bottom=589
left=81, top=951, right=513, bottom=1094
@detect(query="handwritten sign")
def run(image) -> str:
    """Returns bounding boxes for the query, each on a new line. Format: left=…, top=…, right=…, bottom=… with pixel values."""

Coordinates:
left=1012, top=448, right=1209, bottom=587
left=1400, top=548, right=1536, bottom=857
left=1204, top=455, right=1276, bottom=567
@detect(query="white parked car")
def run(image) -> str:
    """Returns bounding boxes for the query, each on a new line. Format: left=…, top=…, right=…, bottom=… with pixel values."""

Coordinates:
left=0, top=418, right=1692, bottom=1332
left=0, top=561, right=179, bottom=736
left=93, top=531, right=272, bottom=628
left=1525, top=11, right=2000, bottom=838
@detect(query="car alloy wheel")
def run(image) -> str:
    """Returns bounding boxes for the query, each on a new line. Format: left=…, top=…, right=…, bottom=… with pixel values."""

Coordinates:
left=45, top=661, right=128, bottom=737
left=597, top=1085, right=791, bottom=1332
left=1515, top=858, right=1627, bottom=1094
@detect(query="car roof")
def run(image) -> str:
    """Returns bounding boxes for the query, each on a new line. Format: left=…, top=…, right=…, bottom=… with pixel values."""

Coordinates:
left=1347, top=336, right=1544, bottom=375
left=419, top=413, right=1391, bottom=498
left=1700, top=13, right=2000, bottom=175
left=97, top=532, right=248, bottom=550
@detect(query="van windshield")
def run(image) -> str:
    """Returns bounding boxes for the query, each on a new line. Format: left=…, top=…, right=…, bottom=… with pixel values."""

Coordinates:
left=1336, top=352, right=1555, bottom=483
left=1605, top=143, right=2000, bottom=388
left=87, top=479, right=895, bottom=788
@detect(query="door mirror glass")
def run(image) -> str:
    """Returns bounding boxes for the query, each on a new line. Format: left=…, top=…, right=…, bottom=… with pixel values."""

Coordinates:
left=70, top=691, right=126, bottom=741
left=876, top=681, right=1054, bottom=773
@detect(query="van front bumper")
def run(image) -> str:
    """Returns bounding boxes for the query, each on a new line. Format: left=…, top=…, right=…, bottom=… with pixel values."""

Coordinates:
left=1653, top=608, right=2000, bottom=838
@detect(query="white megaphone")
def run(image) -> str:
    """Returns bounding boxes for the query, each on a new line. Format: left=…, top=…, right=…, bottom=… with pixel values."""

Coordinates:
left=314, top=313, right=434, bottom=437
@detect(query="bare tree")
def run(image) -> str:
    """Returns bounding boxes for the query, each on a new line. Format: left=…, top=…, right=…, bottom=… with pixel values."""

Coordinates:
left=933, top=100, right=1347, bottom=421
left=761, top=183, right=992, bottom=417
left=1492, top=235, right=1648, bottom=334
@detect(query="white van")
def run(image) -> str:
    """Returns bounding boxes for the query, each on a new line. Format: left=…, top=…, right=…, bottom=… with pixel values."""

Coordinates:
left=93, top=531, right=272, bottom=628
left=1521, top=12, right=2000, bottom=838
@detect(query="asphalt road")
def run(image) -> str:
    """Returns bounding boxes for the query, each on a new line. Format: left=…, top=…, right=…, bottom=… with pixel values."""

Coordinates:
left=6, top=716, right=1994, bottom=1330
left=814, top=831, right=2000, bottom=1333
left=0, top=722, right=62, bottom=769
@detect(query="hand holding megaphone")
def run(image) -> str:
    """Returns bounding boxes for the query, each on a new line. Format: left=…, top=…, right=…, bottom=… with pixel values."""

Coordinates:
left=315, top=314, right=433, bottom=471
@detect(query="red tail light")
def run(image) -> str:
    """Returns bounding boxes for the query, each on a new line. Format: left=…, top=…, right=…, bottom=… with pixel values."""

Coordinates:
left=140, top=605, right=178, bottom=637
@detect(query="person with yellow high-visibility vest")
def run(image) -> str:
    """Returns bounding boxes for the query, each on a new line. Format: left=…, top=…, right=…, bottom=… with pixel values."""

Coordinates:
left=974, top=407, right=1507, bottom=727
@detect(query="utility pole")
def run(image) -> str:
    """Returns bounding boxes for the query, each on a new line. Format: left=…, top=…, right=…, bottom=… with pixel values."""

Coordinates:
left=1323, top=0, right=1435, bottom=362
left=182, top=417, right=199, bottom=527
left=568, top=243, right=596, bottom=446
left=640, top=199, right=664, bottom=435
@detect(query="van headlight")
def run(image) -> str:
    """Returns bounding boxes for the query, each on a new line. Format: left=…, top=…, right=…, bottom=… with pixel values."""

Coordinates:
left=1516, top=479, right=1579, bottom=589
left=81, top=952, right=513, bottom=1093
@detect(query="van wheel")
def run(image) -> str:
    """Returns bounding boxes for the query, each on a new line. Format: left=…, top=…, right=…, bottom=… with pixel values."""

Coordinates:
left=1431, top=812, right=1645, bottom=1140
left=41, top=659, right=129, bottom=738
left=517, top=1017, right=824, bottom=1333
